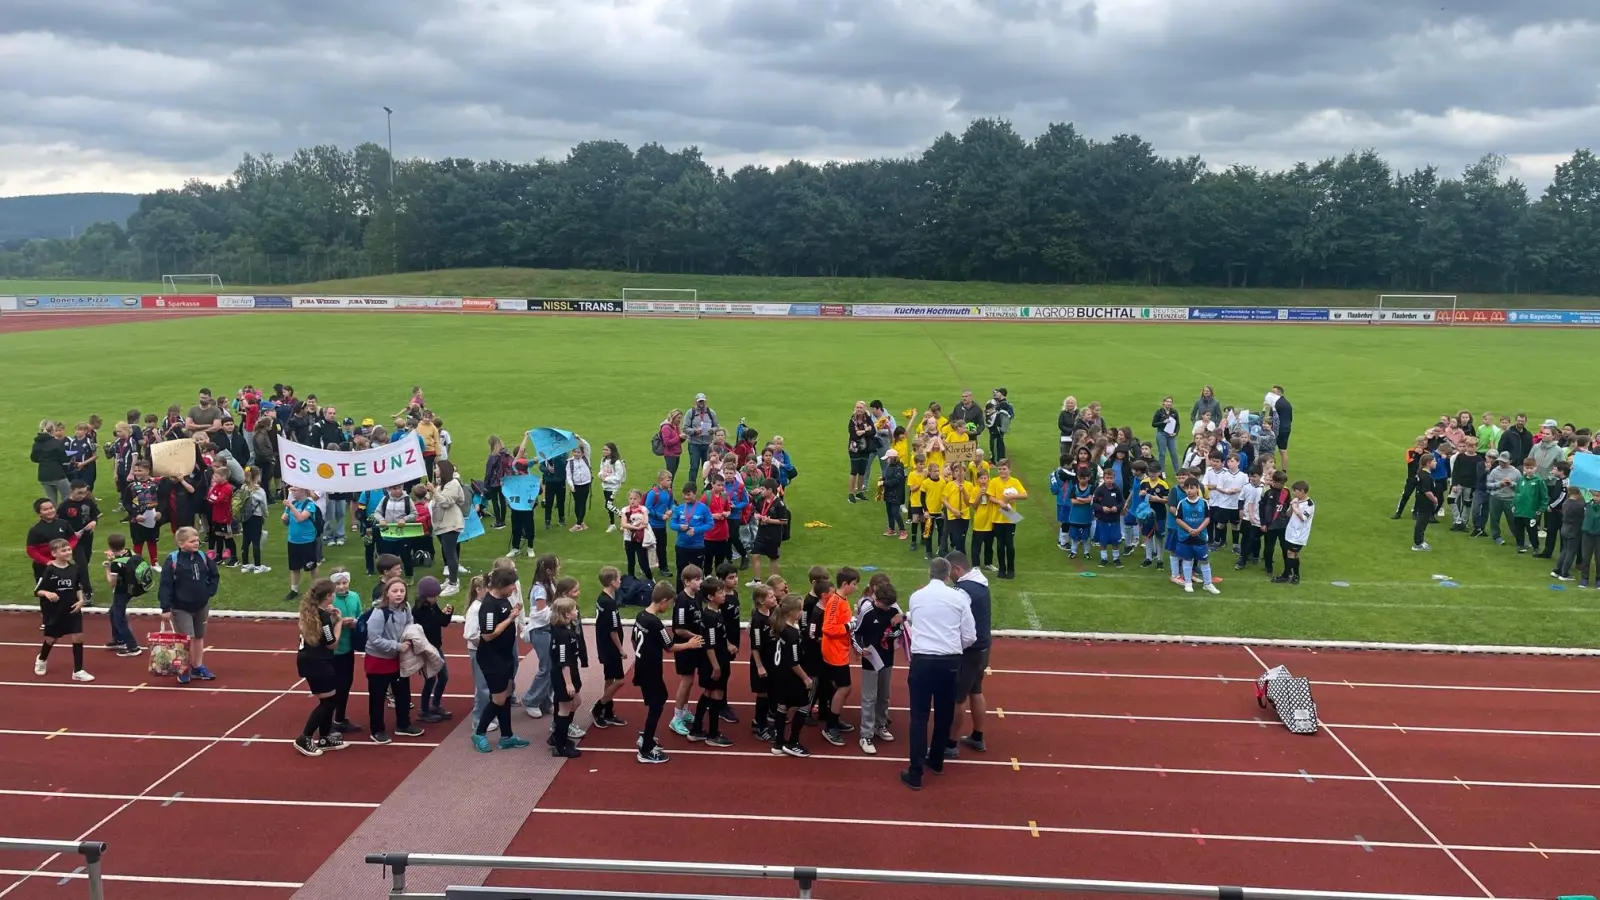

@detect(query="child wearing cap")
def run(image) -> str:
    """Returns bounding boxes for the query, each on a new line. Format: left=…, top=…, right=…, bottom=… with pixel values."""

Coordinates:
left=412, top=576, right=454, bottom=723
left=879, top=449, right=907, bottom=539
left=1485, top=452, right=1518, bottom=544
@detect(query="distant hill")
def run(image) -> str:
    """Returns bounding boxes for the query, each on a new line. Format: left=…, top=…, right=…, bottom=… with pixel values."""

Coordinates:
left=0, top=193, right=143, bottom=241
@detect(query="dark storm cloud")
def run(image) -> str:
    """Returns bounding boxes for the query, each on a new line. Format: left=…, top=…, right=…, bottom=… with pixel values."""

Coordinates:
left=0, top=0, right=1593, bottom=195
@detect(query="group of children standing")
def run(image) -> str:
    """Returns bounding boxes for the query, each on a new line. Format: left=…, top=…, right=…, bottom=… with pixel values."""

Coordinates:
left=1397, top=413, right=1600, bottom=584
left=1046, top=424, right=1315, bottom=592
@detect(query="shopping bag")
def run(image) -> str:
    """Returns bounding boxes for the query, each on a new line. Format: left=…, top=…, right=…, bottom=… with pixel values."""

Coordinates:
left=148, top=630, right=192, bottom=676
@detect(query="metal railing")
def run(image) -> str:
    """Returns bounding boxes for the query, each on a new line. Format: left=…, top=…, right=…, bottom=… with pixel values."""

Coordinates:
left=0, top=838, right=107, bottom=900
left=365, top=852, right=1524, bottom=900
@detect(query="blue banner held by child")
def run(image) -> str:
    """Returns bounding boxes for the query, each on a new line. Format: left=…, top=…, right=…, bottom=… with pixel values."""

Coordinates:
left=502, top=473, right=540, bottom=511
left=459, top=489, right=486, bottom=542
left=1571, top=453, right=1600, bottom=493
left=526, top=427, right=578, bottom=462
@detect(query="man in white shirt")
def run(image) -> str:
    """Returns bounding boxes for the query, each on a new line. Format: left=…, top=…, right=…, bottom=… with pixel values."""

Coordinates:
left=901, top=557, right=975, bottom=791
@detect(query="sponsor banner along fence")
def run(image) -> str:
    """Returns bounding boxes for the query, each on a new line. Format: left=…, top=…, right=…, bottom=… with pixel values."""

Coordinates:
left=393, top=296, right=463, bottom=310
left=291, top=296, right=395, bottom=309
left=697, top=302, right=795, bottom=316
left=624, top=300, right=699, bottom=316
left=854, top=304, right=980, bottom=318
left=1505, top=309, right=1600, bottom=326
left=1436, top=308, right=1507, bottom=324
left=1, top=293, right=1596, bottom=328
left=141, top=294, right=218, bottom=309
left=526, top=298, right=625, bottom=314
left=17, top=295, right=140, bottom=311
left=1020, top=305, right=1143, bottom=319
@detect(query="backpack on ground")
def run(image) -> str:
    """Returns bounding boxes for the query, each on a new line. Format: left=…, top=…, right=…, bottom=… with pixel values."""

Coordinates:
left=119, top=555, right=155, bottom=598
left=618, top=574, right=654, bottom=607
left=1256, top=664, right=1318, bottom=735
left=412, top=547, right=434, bottom=568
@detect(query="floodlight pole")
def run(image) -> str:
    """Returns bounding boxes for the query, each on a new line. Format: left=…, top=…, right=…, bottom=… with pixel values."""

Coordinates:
left=383, top=106, right=397, bottom=273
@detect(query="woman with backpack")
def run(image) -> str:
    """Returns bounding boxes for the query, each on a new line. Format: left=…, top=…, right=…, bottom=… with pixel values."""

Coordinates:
left=484, top=435, right=513, bottom=529
left=656, top=411, right=685, bottom=487
left=364, top=577, right=424, bottom=744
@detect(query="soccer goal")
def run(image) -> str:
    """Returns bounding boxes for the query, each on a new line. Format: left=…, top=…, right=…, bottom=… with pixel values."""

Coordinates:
left=161, top=273, right=225, bottom=294
left=1377, top=294, right=1456, bottom=324
left=621, top=287, right=699, bottom=318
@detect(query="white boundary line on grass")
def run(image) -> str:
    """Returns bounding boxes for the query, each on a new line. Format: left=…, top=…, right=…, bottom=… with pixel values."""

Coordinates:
left=5, top=604, right=1597, bottom=655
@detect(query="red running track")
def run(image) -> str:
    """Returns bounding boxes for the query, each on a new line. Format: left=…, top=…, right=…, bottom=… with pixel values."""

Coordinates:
left=0, top=612, right=1596, bottom=900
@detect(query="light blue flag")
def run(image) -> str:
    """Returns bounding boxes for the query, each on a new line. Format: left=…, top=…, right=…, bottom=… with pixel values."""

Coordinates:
left=526, top=427, right=579, bottom=462
left=502, top=473, right=540, bottom=511
left=1571, top=452, right=1600, bottom=492
left=460, top=489, right=486, bottom=542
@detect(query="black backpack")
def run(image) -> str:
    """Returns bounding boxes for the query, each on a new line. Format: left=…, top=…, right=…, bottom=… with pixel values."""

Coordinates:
left=618, top=574, right=654, bottom=607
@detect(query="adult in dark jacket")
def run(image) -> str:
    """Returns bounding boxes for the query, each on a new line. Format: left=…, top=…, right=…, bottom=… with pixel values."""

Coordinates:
left=948, top=391, right=986, bottom=440
left=1498, top=414, right=1534, bottom=467
left=310, top=409, right=346, bottom=449
left=158, top=526, right=220, bottom=684
left=33, top=421, right=72, bottom=506
left=1057, top=398, right=1081, bottom=449
left=1190, top=387, right=1222, bottom=428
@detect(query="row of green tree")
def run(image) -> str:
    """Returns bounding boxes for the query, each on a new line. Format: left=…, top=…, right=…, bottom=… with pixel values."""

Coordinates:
left=5, top=119, right=1599, bottom=294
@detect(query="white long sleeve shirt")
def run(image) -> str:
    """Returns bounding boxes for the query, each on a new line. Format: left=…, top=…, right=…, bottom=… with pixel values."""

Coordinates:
left=906, top=580, right=976, bottom=657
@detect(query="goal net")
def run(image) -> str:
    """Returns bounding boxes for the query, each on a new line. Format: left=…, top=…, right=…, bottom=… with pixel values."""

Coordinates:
left=622, top=287, right=699, bottom=318
left=161, top=273, right=225, bottom=294
left=1376, top=294, right=1456, bottom=324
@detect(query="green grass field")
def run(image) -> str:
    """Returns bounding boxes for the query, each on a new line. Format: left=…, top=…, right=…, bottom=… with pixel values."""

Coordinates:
left=4, top=285, right=1596, bottom=648
left=4, top=267, right=1599, bottom=309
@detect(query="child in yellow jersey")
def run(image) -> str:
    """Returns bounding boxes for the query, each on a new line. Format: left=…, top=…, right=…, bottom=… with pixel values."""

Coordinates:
left=987, top=460, right=1028, bottom=579
left=919, top=462, right=945, bottom=559
left=942, top=465, right=977, bottom=557
left=970, top=470, right=997, bottom=569
left=967, top=448, right=994, bottom=482
left=920, top=423, right=946, bottom=473
left=906, top=453, right=928, bottom=556
left=888, top=427, right=908, bottom=469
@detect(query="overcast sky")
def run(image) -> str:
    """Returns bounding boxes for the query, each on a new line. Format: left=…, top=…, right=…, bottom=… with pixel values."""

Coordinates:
left=0, top=0, right=1593, bottom=198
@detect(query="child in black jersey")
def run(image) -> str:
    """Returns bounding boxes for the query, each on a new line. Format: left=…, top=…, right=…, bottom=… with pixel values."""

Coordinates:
left=688, top=580, right=734, bottom=747
left=590, top=566, right=628, bottom=728
left=800, top=565, right=829, bottom=721
left=669, top=565, right=705, bottom=737
left=294, top=579, right=348, bottom=757
left=853, top=580, right=904, bottom=756
left=35, top=539, right=92, bottom=682
left=714, top=563, right=742, bottom=725
left=548, top=590, right=585, bottom=758
left=633, top=581, right=704, bottom=763
left=747, top=583, right=776, bottom=741
left=769, top=594, right=813, bottom=757
left=472, top=567, right=527, bottom=753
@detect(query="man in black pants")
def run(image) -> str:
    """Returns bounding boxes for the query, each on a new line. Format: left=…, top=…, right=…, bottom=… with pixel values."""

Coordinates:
left=900, top=557, right=975, bottom=791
